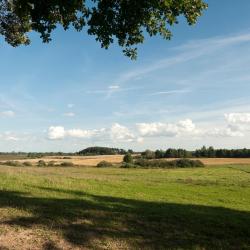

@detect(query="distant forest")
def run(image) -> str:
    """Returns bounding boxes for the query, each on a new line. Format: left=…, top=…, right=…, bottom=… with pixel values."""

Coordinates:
left=142, top=146, right=250, bottom=159
left=1, top=146, right=250, bottom=158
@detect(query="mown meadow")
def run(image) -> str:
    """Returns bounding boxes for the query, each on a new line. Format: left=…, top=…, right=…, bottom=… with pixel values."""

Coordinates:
left=0, top=164, right=249, bottom=249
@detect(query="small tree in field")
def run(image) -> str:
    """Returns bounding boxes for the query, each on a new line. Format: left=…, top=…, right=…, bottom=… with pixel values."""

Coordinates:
left=123, top=153, right=133, bottom=164
left=142, top=150, right=155, bottom=159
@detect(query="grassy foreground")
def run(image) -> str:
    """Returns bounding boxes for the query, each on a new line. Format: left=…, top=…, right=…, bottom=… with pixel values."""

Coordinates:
left=0, top=165, right=250, bottom=249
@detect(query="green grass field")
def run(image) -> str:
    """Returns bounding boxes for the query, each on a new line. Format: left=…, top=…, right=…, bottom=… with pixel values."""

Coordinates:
left=0, top=164, right=250, bottom=249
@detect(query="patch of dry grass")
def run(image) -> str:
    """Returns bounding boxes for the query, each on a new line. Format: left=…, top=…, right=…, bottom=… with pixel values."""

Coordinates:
left=0, top=155, right=124, bottom=167
left=156, top=157, right=250, bottom=165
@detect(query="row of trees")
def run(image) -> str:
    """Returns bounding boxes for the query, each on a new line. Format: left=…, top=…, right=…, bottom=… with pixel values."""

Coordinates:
left=78, top=147, right=133, bottom=155
left=142, top=147, right=250, bottom=159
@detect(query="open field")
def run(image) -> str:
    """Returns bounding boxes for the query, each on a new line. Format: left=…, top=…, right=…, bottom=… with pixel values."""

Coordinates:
left=0, top=154, right=28, bottom=161
left=3, top=154, right=250, bottom=166
left=3, top=155, right=125, bottom=166
left=0, top=164, right=250, bottom=249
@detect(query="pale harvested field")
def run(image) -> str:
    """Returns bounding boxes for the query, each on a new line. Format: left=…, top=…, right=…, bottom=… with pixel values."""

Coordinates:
left=195, top=158, right=250, bottom=165
left=164, top=158, right=250, bottom=165
left=2, top=155, right=250, bottom=166
left=15, top=155, right=124, bottom=166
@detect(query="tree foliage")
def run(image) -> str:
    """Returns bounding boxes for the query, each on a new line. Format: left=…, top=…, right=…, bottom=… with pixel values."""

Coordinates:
left=134, top=158, right=204, bottom=168
left=123, top=153, right=133, bottom=164
left=0, top=0, right=207, bottom=59
left=144, top=146, right=250, bottom=159
left=78, top=146, right=126, bottom=155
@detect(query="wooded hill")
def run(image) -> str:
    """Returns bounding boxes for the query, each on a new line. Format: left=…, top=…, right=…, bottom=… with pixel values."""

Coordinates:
left=78, top=147, right=129, bottom=155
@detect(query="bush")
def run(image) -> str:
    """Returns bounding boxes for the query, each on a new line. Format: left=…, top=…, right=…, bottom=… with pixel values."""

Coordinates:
left=123, top=153, right=133, bottom=164
left=121, top=163, right=138, bottom=168
left=63, top=157, right=71, bottom=159
left=23, top=161, right=32, bottom=166
left=174, top=159, right=204, bottom=168
left=60, top=162, right=74, bottom=167
left=133, top=158, right=205, bottom=169
left=96, top=161, right=113, bottom=168
left=37, top=160, right=46, bottom=167
left=3, top=161, right=22, bottom=167
left=48, top=161, right=56, bottom=167
left=141, top=150, right=155, bottom=159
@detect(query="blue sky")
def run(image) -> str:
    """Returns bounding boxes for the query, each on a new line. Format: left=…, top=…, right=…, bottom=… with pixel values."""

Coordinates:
left=1, top=0, right=250, bottom=152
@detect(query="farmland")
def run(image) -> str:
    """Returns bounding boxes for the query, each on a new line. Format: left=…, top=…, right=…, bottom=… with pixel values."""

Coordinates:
left=3, top=154, right=250, bottom=166
left=0, top=160, right=250, bottom=249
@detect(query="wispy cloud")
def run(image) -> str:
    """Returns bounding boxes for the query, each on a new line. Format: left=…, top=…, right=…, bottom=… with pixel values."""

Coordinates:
left=110, top=31, right=250, bottom=87
left=0, top=110, right=15, bottom=118
left=63, top=112, right=75, bottom=117
left=149, top=89, right=191, bottom=96
left=86, top=85, right=142, bottom=99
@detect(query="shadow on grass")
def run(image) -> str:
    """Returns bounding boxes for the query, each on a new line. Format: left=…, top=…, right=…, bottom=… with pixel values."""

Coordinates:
left=0, top=187, right=249, bottom=249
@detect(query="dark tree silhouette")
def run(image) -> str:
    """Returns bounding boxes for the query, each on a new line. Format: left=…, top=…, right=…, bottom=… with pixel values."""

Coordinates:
left=0, top=0, right=207, bottom=59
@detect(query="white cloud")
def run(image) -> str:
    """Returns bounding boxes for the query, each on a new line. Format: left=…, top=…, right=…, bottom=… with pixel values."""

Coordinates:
left=67, top=128, right=106, bottom=138
left=63, top=112, right=75, bottom=117
left=177, top=119, right=196, bottom=132
left=47, top=113, right=248, bottom=144
left=48, top=126, right=66, bottom=140
left=136, top=119, right=196, bottom=137
left=0, top=110, right=15, bottom=117
left=136, top=117, right=246, bottom=139
left=67, top=129, right=91, bottom=138
left=203, top=127, right=244, bottom=138
left=48, top=126, right=106, bottom=140
left=1, top=132, right=22, bottom=141
left=111, top=123, right=137, bottom=142
left=225, top=113, right=250, bottom=124
left=48, top=123, right=139, bottom=143
left=5, top=136, right=20, bottom=141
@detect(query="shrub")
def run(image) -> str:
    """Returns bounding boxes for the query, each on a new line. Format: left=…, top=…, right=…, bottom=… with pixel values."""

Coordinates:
left=63, top=156, right=71, bottom=159
left=96, top=161, right=113, bottom=168
left=133, top=158, right=205, bottom=169
left=121, top=163, right=137, bottom=168
left=141, top=150, right=155, bottom=159
left=4, top=161, right=22, bottom=167
left=37, top=160, right=46, bottom=167
left=48, top=161, right=56, bottom=167
left=174, top=159, right=204, bottom=168
left=123, top=153, right=133, bottom=164
left=60, top=162, right=74, bottom=167
left=23, top=161, right=32, bottom=166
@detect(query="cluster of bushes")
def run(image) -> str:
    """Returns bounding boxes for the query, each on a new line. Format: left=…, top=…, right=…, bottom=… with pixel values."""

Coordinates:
left=121, top=153, right=204, bottom=169
left=1, top=161, right=24, bottom=167
left=96, top=161, right=113, bottom=168
left=1, top=160, right=75, bottom=167
left=134, top=158, right=204, bottom=168
left=1, top=161, right=33, bottom=167
left=37, top=160, right=75, bottom=167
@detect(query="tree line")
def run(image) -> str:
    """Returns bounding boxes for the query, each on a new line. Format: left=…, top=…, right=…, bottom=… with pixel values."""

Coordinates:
left=78, top=147, right=133, bottom=156
left=142, top=146, right=250, bottom=159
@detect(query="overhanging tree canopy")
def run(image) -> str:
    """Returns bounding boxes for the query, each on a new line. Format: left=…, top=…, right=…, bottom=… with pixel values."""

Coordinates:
left=0, top=0, right=207, bottom=59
